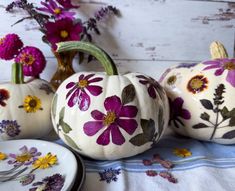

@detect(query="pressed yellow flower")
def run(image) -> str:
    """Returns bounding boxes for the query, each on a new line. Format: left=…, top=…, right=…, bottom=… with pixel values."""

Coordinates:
left=0, top=152, right=7, bottom=160
left=173, top=148, right=192, bottom=158
left=33, top=153, right=57, bottom=169
left=20, top=95, right=43, bottom=113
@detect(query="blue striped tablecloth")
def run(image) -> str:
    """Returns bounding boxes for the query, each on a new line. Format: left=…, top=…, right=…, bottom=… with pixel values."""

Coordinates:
left=79, top=134, right=235, bottom=191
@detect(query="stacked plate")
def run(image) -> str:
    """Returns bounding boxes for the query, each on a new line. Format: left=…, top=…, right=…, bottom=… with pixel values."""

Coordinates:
left=0, top=139, right=85, bottom=191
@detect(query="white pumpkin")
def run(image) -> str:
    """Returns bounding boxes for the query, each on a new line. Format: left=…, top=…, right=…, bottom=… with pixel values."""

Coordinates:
left=0, top=78, right=54, bottom=140
left=160, top=42, right=235, bottom=144
left=51, top=41, right=169, bottom=160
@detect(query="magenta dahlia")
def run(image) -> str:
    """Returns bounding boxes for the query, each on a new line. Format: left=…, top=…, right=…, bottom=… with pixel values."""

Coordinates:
left=0, top=33, right=23, bottom=60
left=15, top=46, right=46, bottom=77
left=45, top=18, right=83, bottom=50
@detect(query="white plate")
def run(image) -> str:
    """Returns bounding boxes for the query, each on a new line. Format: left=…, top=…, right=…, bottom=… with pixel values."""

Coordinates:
left=0, top=139, right=78, bottom=191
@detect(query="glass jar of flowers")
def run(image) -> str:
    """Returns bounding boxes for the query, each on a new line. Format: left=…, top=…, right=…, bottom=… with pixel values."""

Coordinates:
left=6, top=0, right=119, bottom=90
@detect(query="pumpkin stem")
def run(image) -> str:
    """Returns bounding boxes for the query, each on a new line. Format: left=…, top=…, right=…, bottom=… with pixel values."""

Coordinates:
left=56, top=41, right=118, bottom=75
left=11, top=63, right=24, bottom=84
left=210, top=41, right=229, bottom=59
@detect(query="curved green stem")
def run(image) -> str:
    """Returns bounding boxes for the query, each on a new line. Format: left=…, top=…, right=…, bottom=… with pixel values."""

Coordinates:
left=11, top=63, right=24, bottom=84
left=56, top=41, right=118, bottom=76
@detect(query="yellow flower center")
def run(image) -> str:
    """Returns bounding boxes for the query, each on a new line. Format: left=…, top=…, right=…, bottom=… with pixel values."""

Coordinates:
left=23, top=95, right=42, bottom=113
left=189, top=78, right=203, bottom=89
left=0, top=37, right=5, bottom=45
left=0, top=152, right=7, bottom=160
left=103, top=112, right=116, bottom=126
left=54, top=8, right=61, bottom=15
left=167, top=75, right=177, bottom=85
left=60, top=30, right=69, bottom=38
left=20, top=53, right=35, bottom=65
left=16, top=153, right=32, bottom=163
left=173, top=148, right=192, bottom=158
left=78, top=79, right=88, bottom=88
left=224, top=62, right=235, bottom=70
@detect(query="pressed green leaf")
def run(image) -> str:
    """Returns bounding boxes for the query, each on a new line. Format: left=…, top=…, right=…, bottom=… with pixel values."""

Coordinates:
left=64, top=134, right=81, bottom=150
left=61, top=121, right=72, bottom=134
left=129, top=134, right=150, bottom=146
left=141, top=119, right=155, bottom=140
left=200, top=112, right=210, bottom=121
left=200, top=99, right=214, bottom=110
left=192, top=123, right=209, bottom=129
left=221, top=106, right=230, bottom=120
left=229, top=108, right=235, bottom=118
left=222, top=130, right=235, bottom=139
left=51, top=94, right=58, bottom=119
left=59, top=107, right=65, bottom=121
left=121, top=84, right=136, bottom=105
left=229, top=117, right=235, bottom=126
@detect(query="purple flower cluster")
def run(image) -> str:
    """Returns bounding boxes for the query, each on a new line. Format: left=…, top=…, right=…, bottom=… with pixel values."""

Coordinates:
left=0, top=120, right=20, bottom=137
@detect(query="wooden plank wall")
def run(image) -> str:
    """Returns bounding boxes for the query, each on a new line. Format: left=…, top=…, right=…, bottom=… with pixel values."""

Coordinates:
left=0, top=0, right=234, bottom=81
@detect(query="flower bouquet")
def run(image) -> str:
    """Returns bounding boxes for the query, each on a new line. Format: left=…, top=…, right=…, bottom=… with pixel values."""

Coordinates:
left=0, top=33, right=54, bottom=140
left=6, top=0, right=119, bottom=89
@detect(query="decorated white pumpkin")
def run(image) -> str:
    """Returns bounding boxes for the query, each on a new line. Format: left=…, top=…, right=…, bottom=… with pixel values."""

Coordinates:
left=51, top=41, right=169, bottom=160
left=160, top=42, right=235, bottom=144
left=0, top=64, right=54, bottom=140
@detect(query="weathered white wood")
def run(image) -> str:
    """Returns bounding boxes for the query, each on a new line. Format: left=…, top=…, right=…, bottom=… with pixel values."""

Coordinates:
left=0, top=0, right=234, bottom=81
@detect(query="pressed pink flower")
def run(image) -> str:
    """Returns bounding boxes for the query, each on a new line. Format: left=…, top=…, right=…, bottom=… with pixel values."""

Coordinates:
left=83, top=96, right=138, bottom=145
left=143, top=159, right=153, bottom=166
left=203, top=59, right=235, bottom=87
left=146, top=170, right=158, bottom=177
left=0, top=33, right=23, bottom=60
left=37, top=0, right=75, bottom=20
left=66, top=73, right=103, bottom=111
left=56, top=0, right=79, bottom=9
left=15, top=46, right=46, bottom=77
left=45, top=18, right=83, bottom=50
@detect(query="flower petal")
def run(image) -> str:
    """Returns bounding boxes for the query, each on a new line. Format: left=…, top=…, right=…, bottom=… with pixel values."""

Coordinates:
left=86, top=85, right=103, bottom=96
left=66, top=82, right=76, bottom=89
left=117, top=119, right=138, bottom=135
left=203, top=64, right=221, bottom=71
left=78, top=91, right=90, bottom=111
left=67, top=89, right=80, bottom=107
left=119, top=106, right=138, bottom=118
left=84, top=74, right=95, bottom=80
left=148, top=85, right=157, bottom=99
left=180, top=109, right=191, bottom=120
left=83, top=121, right=104, bottom=136
left=91, top=110, right=105, bottom=120
left=203, top=60, right=220, bottom=65
left=104, top=96, right=122, bottom=114
left=111, top=124, right=125, bottom=145
left=88, top=77, right=103, bottom=83
left=214, top=68, right=225, bottom=76
left=96, top=127, right=111, bottom=145
left=79, top=74, right=85, bottom=81
left=139, top=80, right=148, bottom=85
left=66, top=85, right=78, bottom=99
left=226, top=70, right=235, bottom=87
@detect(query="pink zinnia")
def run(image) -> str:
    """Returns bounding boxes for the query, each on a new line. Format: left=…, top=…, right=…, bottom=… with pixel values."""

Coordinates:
left=45, top=18, right=83, bottom=50
left=15, top=46, right=46, bottom=77
left=37, top=0, right=75, bottom=20
left=0, top=33, right=23, bottom=60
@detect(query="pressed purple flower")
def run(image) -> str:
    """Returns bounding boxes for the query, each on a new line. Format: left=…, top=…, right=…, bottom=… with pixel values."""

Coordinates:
left=0, top=89, right=10, bottom=107
left=99, top=168, right=121, bottom=183
left=83, top=95, right=138, bottom=145
left=15, top=46, right=46, bottom=77
left=169, top=97, right=191, bottom=128
left=0, top=33, right=23, bottom=60
left=203, top=58, right=235, bottom=87
left=66, top=73, right=103, bottom=111
left=56, top=0, right=79, bottom=9
left=7, top=146, right=41, bottom=166
left=0, top=120, right=20, bottom=137
left=176, top=63, right=198, bottom=69
left=137, top=75, right=164, bottom=100
left=45, top=18, right=83, bottom=50
left=29, top=173, right=65, bottom=191
left=37, top=0, right=75, bottom=20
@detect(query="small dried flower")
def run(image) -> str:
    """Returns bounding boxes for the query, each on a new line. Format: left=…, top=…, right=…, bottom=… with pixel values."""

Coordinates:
left=0, top=120, right=21, bottom=137
left=0, top=89, right=10, bottom=107
left=173, top=148, right=192, bottom=158
left=159, top=171, right=178, bottom=183
left=18, top=95, right=43, bottom=113
left=33, top=153, right=57, bottom=169
left=15, top=46, right=46, bottom=77
left=146, top=170, right=158, bottom=177
left=0, top=33, right=23, bottom=60
left=20, top=173, right=35, bottom=186
left=0, top=152, right=7, bottom=160
left=143, top=159, right=153, bottom=166
left=152, top=154, right=174, bottom=169
left=99, top=168, right=121, bottom=183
